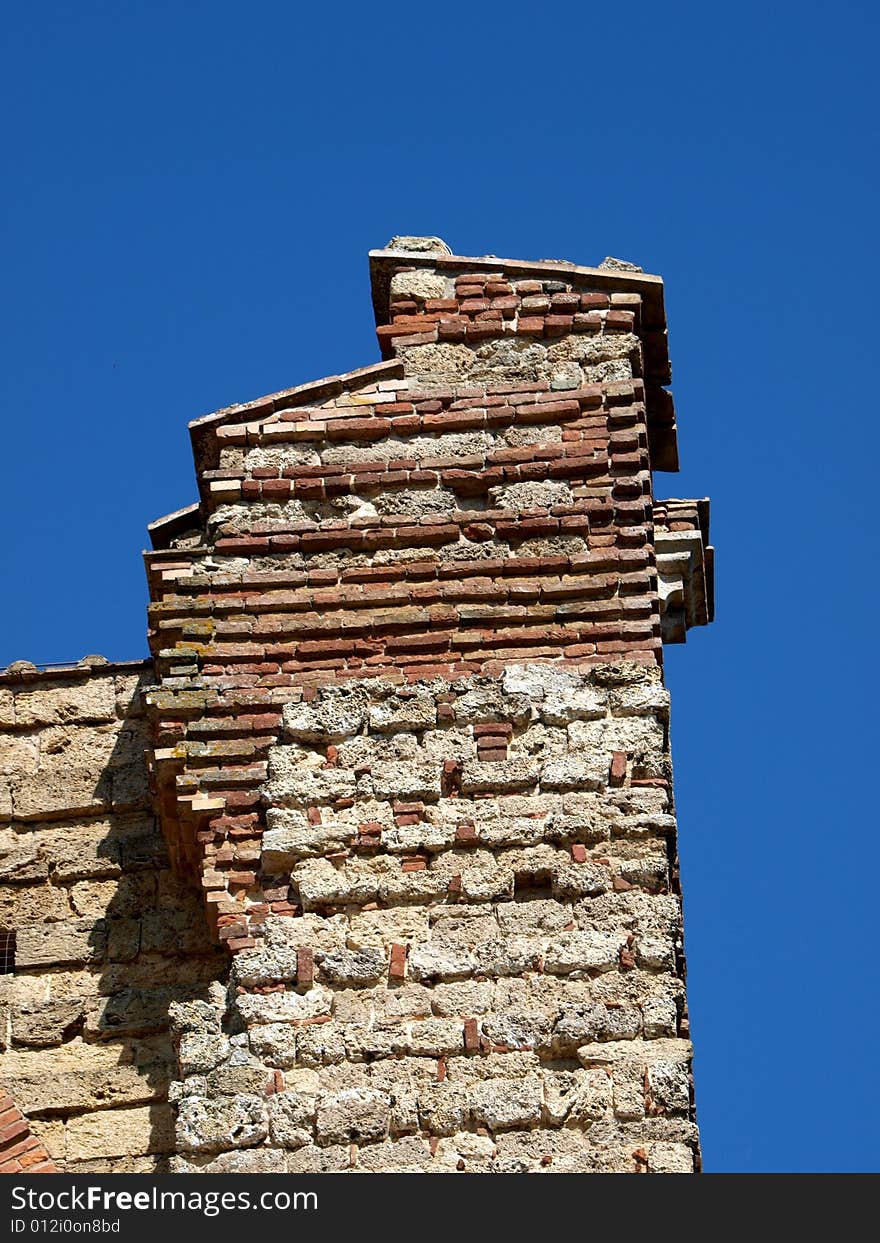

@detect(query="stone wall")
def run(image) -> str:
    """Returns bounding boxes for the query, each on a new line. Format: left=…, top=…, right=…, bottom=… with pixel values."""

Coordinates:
left=0, top=662, right=226, bottom=1171
left=0, top=237, right=713, bottom=1174
left=141, top=239, right=712, bottom=1174
left=168, top=662, right=697, bottom=1173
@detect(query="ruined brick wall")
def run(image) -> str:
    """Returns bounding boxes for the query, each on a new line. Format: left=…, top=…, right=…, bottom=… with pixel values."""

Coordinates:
left=141, top=239, right=713, bottom=1173
left=0, top=237, right=713, bottom=1175
left=0, top=663, right=226, bottom=1171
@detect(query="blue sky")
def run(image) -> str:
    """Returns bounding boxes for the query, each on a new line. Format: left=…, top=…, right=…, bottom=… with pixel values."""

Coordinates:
left=2, top=2, right=878, bottom=1172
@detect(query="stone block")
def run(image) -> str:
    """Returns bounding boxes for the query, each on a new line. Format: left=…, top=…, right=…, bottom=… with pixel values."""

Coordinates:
left=16, top=918, right=106, bottom=968
left=647, top=1059, right=690, bottom=1114
left=263, top=810, right=356, bottom=867
left=0, top=731, right=39, bottom=776
left=86, top=986, right=174, bottom=1038
left=66, top=1105, right=174, bottom=1160
left=371, top=759, right=441, bottom=801
left=267, top=1090, right=316, bottom=1148
left=460, top=758, right=540, bottom=794
left=315, top=1087, right=390, bottom=1146
left=177, top=1031, right=230, bottom=1075
left=247, top=1023, right=297, bottom=1069
left=417, top=1083, right=468, bottom=1136
left=13, top=1062, right=166, bottom=1117
left=13, top=678, right=116, bottom=727
left=282, top=693, right=365, bottom=742
left=0, top=880, right=70, bottom=922
left=11, top=999, right=84, bottom=1047
left=172, top=1148, right=288, bottom=1174
left=319, top=946, right=386, bottom=987
left=235, top=987, right=333, bottom=1026
left=647, top=1141, right=694, bottom=1173
left=543, top=931, right=624, bottom=975
left=176, top=1095, right=268, bottom=1154
left=468, top=1075, right=543, bottom=1131
left=368, top=695, right=437, bottom=733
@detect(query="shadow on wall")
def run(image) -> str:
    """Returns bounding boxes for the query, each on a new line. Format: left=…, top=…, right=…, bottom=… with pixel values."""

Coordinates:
left=0, top=662, right=228, bottom=1172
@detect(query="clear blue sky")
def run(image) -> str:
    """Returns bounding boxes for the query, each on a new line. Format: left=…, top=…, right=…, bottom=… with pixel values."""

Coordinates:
left=2, top=2, right=877, bottom=1173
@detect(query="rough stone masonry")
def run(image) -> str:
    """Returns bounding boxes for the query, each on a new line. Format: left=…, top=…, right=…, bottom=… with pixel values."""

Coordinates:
left=0, top=237, right=714, bottom=1174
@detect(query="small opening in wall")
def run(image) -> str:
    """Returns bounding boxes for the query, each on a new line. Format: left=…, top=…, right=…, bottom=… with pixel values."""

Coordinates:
left=513, top=872, right=553, bottom=901
left=0, top=929, right=15, bottom=975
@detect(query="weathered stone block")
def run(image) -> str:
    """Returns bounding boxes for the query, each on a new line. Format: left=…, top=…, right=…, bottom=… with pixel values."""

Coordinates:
left=368, top=695, right=437, bottom=734
left=177, top=1031, right=230, bottom=1075
left=282, top=693, right=365, bottom=742
left=247, top=1023, right=298, bottom=1069
left=13, top=678, right=117, bottom=727
left=11, top=999, right=84, bottom=1047
left=87, top=986, right=174, bottom=1038
left=460, top=758, right=540, bottom=794
left=16, top=918, right=106, bottom=968
left=263, top=810, right=355, bottom=866
left=0, top=880, right=70, bottom=921
left=176, top=1094, right=268, bottom=1154
left=468, top=1075, right=543, bottom=1131
left=371, top=759, right=441, bottom=801
left=540, top=755, right=606, bottom=791
left=319, top=946, right=386, bottom=987
left=647, top=1059, right=690, bottom=1114
left=315, top=1087, right=390, bottom=1146
left=66, top=1105, right=174, bottom=1160
left=235, top=987, right=333, bottom=1026
left=543, top=931, right=624, bottom=975
left=417, top=1083, right=468, bottom=1136
left=267, top=1090, right=316, bottom=1148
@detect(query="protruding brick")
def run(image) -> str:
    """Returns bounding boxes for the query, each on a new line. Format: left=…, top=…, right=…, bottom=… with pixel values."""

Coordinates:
left=610, top=751, right=627, bottom=785
left=389, top=943, right=407, bottom=980
left=297, top=947, right=315, bottom=987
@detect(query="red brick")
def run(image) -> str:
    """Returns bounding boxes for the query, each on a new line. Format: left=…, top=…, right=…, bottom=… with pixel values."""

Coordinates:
left=438, top=319, right=467, bottom=341
left=476, top=747, right=508, bottom=762
left=0, top=1120, right=30, bottom=1145
left=297, top=947, right=315, bottom=987
left=473, top=722, right=513, bottom=738
left=261, top=479, right=291, bottom=500
left=389, top=943, right=407, bottom=980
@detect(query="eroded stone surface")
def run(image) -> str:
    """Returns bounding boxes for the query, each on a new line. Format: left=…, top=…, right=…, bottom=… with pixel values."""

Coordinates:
left=1, top=242, right=712, bottom=1176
